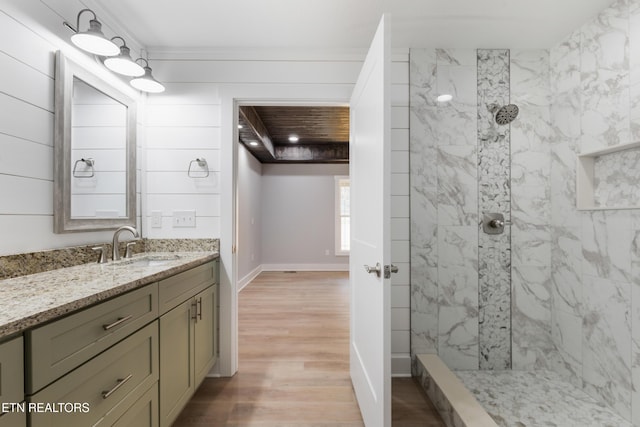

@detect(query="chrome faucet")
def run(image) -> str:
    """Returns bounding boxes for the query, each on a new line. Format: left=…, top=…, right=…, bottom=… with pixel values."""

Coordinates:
left=112, top=225, right=140, bottom=261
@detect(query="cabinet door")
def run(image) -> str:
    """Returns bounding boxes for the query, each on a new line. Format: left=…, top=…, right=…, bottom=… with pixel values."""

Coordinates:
left=0, top=410, right=26, bottom=427
left=111, top=383, right=158, bottom=427
left=0, top=336, right=23, bottom=407
left=159, top=299, right=194, bottom=427
left=194, top=286, right=217, bottom=385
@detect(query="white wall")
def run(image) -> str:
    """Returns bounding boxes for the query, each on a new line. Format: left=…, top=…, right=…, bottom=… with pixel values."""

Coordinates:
left=0, top=2, right=143, bottom=256
left=260, top=163, right=349, bottom=270
left=237, top=144, right=263, bottom=287
left=0, top=0, right=411, bottom=375
left=150, top=49, right=410, bottom=375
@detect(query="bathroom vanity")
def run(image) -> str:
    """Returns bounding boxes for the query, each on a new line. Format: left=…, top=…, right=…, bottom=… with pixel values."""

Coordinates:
left=0, top=252, right=218, bottom=427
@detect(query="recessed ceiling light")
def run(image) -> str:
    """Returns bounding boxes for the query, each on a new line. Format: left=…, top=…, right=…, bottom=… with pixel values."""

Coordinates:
left=437, top=94, right=453, bottom=103
left=249, top=141, right=259, bottom=146
left=238, top=124, right=243, bottom=129
left=289, top=135, right=299, bottom=143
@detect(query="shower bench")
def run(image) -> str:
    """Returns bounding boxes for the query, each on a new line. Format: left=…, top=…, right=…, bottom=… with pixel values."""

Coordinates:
left=415, top=354, right=632, bottom=427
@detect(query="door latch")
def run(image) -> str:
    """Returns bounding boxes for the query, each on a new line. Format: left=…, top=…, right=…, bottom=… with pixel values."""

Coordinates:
left=384, top=264, right=399, bottom=279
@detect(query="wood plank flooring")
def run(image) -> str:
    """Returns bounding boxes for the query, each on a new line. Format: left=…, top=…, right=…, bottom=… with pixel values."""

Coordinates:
left=173, top=271, right=444, bottom=426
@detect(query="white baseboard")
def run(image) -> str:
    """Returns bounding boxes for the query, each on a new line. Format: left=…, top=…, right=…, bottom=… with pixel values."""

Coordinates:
left=237, top=265, right=263, bottom=292
left=392, top=354, right=412, bottom=377
left=261, top=263, right=349, bottom=272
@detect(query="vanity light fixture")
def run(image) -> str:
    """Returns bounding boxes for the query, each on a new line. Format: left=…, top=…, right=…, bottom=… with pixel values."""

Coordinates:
left=65, top=9, right=120, bottom=56
left=130, top=59, right=165, bottom=93
left=437, top=94, right=453, bottom=103
left=288, top=135, right=299, bottom=143
left=104, top=37, right=145, bottom=77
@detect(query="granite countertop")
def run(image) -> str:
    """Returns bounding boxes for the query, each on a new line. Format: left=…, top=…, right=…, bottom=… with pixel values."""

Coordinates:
left=0, top=251, right=219, bottom=340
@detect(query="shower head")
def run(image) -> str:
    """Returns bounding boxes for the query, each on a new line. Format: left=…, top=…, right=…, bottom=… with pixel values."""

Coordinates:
left=490, top=104, right=519, bottom=125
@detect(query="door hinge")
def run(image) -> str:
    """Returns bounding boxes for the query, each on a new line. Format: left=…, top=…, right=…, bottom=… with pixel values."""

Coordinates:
left=384, top=264, right=399, bottom=279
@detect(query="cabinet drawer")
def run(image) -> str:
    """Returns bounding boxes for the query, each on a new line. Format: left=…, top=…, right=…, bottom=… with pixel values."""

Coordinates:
left=0, top=336, right=23, bottom=406
left=0, top=409, right=26, bottom=427
left=159, top=261, right=216, bottom=314
left=27, top=284, right=158, bottom=393
left=29, top=322, right=158, bottom=427
left=109, top=383, right=158, bottom=427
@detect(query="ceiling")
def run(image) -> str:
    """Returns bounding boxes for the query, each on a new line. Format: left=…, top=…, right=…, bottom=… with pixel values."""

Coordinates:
left=238, top=106, right=349, bottom=163
left=92, top=0, right=616, bottom=51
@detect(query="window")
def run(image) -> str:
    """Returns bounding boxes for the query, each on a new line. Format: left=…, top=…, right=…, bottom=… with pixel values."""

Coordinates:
left=335, top=176, right=350, bottom=256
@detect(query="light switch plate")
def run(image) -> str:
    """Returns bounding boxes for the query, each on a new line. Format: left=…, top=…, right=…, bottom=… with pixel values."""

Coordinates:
left=173, top=210, right=196, bottom=228
left=151, top=211, right=162, bottom=228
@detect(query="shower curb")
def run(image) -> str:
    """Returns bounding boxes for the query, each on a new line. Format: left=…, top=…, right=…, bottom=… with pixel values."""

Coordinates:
left=415, top=354, right=498, bottom=427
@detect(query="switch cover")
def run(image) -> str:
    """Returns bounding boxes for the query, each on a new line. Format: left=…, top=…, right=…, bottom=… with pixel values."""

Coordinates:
left=172, top=210, right=196, bottom=228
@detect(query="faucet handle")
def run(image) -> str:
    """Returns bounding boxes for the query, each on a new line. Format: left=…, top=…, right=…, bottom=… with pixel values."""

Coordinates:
left=124, top=241, right=137, bottom=259
left=92, top=245, right=108, bottom=264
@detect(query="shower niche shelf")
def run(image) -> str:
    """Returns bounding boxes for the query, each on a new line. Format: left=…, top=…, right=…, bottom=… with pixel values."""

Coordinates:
left=577, top=140, right=640, bottom=211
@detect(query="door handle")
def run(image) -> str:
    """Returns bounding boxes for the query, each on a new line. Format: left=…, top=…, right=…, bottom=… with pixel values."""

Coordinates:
left=364, top=263, right=382, bottom=277
left=384, top=264, right=399, bottom=279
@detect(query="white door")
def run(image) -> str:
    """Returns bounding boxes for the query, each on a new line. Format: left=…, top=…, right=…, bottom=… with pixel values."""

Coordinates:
left=349, top=15, right=391, bottom=427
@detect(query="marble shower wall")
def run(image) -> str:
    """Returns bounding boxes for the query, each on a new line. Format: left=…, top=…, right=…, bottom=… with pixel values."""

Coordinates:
left=477, top=49, right=512, bottom=370
left=509, top=50, right=558, bottom=371
left=410, top=45, right=555, bottom=371
left=410, top=49, right=479, bottom=370
left=549, top=0, right=640, bottom=423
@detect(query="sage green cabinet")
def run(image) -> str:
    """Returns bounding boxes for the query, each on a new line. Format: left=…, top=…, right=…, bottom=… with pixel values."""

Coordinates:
left=0, top=336, right=25, bottom=427
left=194, top=285, right=217, bottom=385
left=29, top=322, right=158, bottom=427
left=110, top=383, right=158, bottom=427
left=158, top=260, right=218, bottom=427
left=0, top=410, right=26, bottom=427
left=160, top=285, right=217, bottom=427
left=26, top=284, right=158, bottom=393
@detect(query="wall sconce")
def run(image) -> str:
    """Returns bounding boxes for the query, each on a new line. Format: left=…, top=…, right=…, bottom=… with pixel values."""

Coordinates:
left=65, top=9, right=119, bottom=56
left=130, top=58, right=165, bottom=93
left=64, top=8, right=165, bottom=94
left=104, top=37, right=145, bottom=77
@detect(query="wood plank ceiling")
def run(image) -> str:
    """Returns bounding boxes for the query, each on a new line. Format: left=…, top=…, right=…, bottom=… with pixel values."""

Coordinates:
left=238, top=106, right=349, bottom=163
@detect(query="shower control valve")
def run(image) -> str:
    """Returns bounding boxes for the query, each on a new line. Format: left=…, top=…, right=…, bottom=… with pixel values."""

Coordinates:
left=482, top=213, right=510, bottom=235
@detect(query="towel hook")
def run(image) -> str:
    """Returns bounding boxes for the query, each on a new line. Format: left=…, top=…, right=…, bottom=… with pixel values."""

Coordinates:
left=188, top=158, right=209, bottom=178
left=72, top=158, right=95, bottom=178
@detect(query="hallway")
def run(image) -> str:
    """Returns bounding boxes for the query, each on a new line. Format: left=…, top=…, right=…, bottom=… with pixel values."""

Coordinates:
left=173, top=271, right=443, bottom=426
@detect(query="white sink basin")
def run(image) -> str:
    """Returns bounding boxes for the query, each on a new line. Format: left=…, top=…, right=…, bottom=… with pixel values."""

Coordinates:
left=117, top=254, right=182, bottom=267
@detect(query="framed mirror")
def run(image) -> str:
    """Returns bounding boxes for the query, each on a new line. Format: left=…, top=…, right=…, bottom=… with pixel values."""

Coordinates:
left=54, top=51, right=137, bottom=233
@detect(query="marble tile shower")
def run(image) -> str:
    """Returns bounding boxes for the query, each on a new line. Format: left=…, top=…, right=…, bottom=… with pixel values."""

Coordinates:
left=410, top=48, right=553, bottom=372
left=477, top=49, right=512, bottom=370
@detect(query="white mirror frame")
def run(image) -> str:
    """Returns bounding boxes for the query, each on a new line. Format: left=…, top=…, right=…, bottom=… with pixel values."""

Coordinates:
left=54, top=51, right=137, bottom=233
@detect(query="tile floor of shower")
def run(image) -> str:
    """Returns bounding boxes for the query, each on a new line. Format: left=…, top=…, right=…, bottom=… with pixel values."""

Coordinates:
left=416, top=354, right=632, bottom=427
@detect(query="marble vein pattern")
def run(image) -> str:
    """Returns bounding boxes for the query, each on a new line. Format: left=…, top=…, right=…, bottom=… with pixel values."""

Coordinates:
left=631, top=0, right=640, bottom=140
left=438, top=226, right=479, bottom=369
left=582, top=274, right=632, bottom=420
left=410, top=48, right=439, bottom=358
left=0, top=251, right=218, bottom=339
left=581, top=211, right=633, bottom=282
left=413, top=357, right=467, bottom=427
left=632, top=212, right=640, bottom=426
left=455, top=370, right=633, bottom=427
left=477, top=49, right=511, bottom=370
left=580, top=0, right=630, bottom=152
left=593, top=146, right=640, bottom=208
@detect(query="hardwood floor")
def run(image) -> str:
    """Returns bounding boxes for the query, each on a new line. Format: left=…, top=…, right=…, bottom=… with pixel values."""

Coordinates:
left=173, top=271, right=444, bottom=426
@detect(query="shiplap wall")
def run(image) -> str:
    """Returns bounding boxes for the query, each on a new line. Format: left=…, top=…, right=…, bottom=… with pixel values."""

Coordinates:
left=0, top=2, right=143, bottom=256
left=0, top=0, right=411, bottom=374
left=148, top=50, right=411, bottom=375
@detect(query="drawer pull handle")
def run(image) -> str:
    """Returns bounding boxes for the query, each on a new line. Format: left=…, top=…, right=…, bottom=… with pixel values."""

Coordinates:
left=102, top=315, right=133, bottom=331
left=102, top=374, right=133, bottom=399
left=197, top=297, right=203, bottom=321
